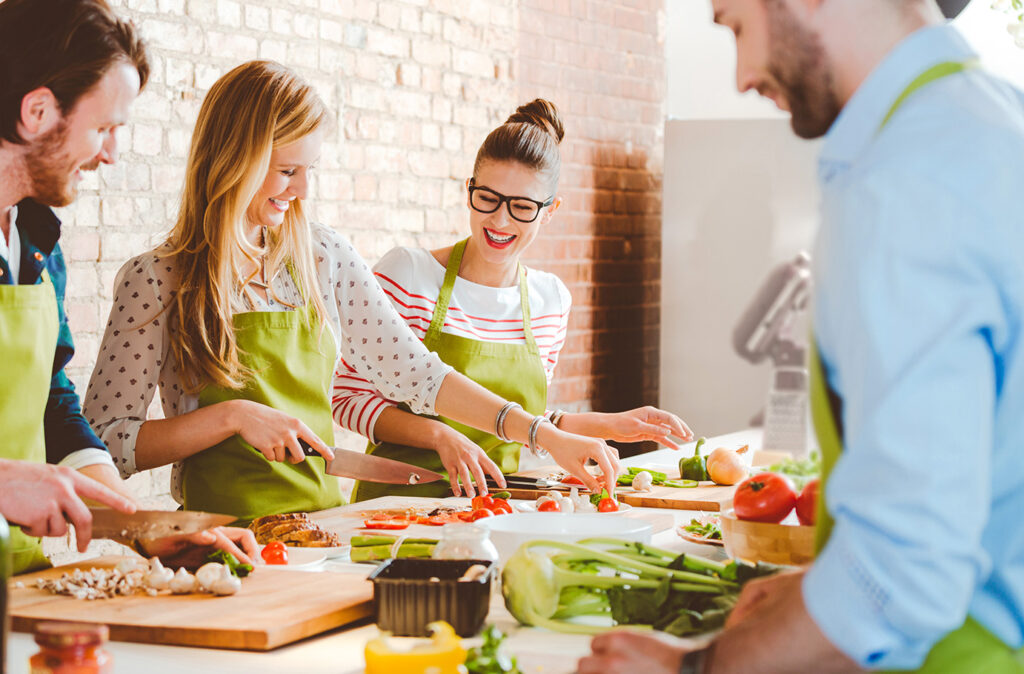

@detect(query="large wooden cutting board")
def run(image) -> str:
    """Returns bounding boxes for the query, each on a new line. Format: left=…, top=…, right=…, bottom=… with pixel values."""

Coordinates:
left=9, top=556, right=372, bottom=651
left=507, top=467, right=737, bottom=512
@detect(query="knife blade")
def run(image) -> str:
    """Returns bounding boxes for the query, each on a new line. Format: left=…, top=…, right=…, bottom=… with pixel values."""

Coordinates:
left=89, top=508, right=236, bottom=541
left=300, top=441, right=445, bottom=485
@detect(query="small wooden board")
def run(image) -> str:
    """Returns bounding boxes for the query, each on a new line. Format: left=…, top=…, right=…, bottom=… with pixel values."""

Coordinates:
left=9, top=557, right=373, bottom=651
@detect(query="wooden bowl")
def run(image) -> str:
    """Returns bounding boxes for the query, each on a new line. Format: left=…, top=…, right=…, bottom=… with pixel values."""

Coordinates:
left=719, top=510, right=816, bottom=565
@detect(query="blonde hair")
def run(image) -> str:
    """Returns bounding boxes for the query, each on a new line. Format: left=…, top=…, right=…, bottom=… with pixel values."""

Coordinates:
left=473, top=99, right=564, bottom=188
left=163, top=60, right=329, bottom=392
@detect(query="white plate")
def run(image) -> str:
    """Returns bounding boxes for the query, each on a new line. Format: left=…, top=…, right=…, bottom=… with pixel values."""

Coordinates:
left=258, top=545, right=327, bottom=569
left=514, top=501, right=632, bottom=514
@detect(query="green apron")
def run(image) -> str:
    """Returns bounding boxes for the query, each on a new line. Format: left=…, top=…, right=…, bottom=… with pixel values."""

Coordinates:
left=181, top=294, right=343, bottom=524
left=810, top=60, right=1023, bottom=672
left=352, top=238, right=548, bottom=501
left=0, top=270, right=58, bottom=574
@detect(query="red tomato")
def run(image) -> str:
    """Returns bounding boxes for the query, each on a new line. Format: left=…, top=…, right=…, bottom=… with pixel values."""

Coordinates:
left=261, top=546, right=288, bottom=565
left=796, top=479, right=819, bottom=526
left=263, top=541, right=286, bottom=553
left=470, top=495, right=494, bottom=511
left=597, top=497, right=619, bottom=513
left=489, top=499, right=513, bottom=515
left=734, top=473, right=797, bottom=523
left=470, top=508, right=495, bottom=522
left=561, top=476, right=585, bottom=486
left=537, top=499, right=561, bottom=512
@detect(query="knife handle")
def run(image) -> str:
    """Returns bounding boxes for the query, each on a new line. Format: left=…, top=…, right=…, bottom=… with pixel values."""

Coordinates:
left=298, top=439, right=320, bottom=457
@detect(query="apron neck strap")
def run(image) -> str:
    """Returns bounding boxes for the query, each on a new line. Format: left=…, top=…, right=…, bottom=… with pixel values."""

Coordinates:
left=426, top=238, right=539, bottom=353
left=879, top=60, right=976, bottom=131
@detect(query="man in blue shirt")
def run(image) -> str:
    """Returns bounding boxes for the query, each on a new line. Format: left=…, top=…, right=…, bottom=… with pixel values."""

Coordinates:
left=579, top=0, right=1024, bottom=672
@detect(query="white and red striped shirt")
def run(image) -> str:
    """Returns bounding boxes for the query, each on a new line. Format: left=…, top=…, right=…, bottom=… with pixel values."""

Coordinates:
left=332, top=246, right=571, bottom=443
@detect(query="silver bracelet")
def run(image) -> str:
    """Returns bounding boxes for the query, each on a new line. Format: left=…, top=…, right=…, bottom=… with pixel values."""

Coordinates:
left=548, top=409, right=566, bottom=428
left=527, top=415, right=550, bottom=458
left=495, top=401, right=522, bottom=442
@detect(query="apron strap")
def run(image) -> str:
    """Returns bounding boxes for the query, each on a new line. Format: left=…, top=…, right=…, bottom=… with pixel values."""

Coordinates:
left=879, top=60, right=976, bottom=130
left=427, top=238, right=539, bottom=356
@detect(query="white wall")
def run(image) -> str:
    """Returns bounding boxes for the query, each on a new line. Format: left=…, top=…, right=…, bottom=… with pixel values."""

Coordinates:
left=659, top=0, right=1024, bottom=436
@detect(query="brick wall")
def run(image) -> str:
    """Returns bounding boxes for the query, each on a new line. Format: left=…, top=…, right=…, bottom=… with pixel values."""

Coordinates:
left=51, top=0, right=665, bottom=522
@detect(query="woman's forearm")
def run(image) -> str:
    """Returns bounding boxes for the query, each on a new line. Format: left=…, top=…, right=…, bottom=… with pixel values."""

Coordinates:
left=133, top=400, right=243, bottom=471
left=553, top=412, right=608, bottom=439
left=433, top=372, right=551, bottom=447
left=371, top=407, right=449, bottom=450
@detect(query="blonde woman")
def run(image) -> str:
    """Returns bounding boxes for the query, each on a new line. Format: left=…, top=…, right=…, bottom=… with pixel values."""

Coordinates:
left=334, top=100, right=692, bottom=501
left=84, top=61, right=618, bottom=522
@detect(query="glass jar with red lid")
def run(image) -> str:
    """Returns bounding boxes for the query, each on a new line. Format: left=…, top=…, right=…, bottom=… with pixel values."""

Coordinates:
left=29, top=622, right=112, bottom=674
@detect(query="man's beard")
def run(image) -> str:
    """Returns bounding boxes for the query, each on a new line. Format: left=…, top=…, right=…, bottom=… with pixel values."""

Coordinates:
left=765, top=0, right=841, bottom=139
left=22, top=121, right=95, bottom=208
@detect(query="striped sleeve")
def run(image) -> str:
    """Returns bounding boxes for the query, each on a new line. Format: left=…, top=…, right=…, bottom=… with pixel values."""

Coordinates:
left=331, top=358, right=395, bottom=445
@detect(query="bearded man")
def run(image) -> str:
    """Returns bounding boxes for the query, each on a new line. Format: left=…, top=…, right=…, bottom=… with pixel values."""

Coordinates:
left=579, top=0, right=1024, bottom=672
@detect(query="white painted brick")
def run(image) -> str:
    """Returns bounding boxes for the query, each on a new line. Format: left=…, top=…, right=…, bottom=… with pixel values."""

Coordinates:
left=453, top=48, right=494, bottom=79
left=158, top=0, right=185, bottom=15
left=366, top=27, right=409, bottom=58
left=294, top=12, right=318, bottom=39
left=320, top=18, right=342, bottom=43
left=195, top=63, right=223, bottom=91
left=206, top=31, right=258, bottom=60
left=270, top=7, right=295, bottom=34
left=126, top=163, right=151, bottom=192
left=260, top=39, right=289, bottom=62
left=132, top=123, right=163, bottom=156
left=185, top=0, right=217, bottom=24
left=244, top=5, right=270, bottom=31
left=216, top=0, right=241, bottom=27
left=165, top=57, right=194, bottom=89
left=421, top=122, right=441, bottom=148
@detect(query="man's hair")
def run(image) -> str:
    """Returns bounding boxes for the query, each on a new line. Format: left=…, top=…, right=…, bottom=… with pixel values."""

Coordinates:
left=0, top=0, right=149, bottom=144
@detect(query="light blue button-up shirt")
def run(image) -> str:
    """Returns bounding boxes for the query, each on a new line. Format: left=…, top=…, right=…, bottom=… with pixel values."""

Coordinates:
left=803, top=24, right=1024, bottom=670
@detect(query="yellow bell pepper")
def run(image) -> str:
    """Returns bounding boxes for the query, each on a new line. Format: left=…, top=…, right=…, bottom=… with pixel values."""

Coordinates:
left=364, top=621, right=467, bottom=674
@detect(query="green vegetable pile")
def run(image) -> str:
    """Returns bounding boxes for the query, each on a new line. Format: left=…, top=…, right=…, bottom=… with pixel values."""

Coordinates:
left=206, top=549, right=253, bottom=577
left=350, top=534, right=438, bottom=563
left=501, top=538, right=781, bottom=637
left=683, top=518, right=722, bottom=541
left=465, top=625, right=522, bottom=674
left=767, top=451, right=821, bottom=490
left=617, top=467, right=697, bottom=489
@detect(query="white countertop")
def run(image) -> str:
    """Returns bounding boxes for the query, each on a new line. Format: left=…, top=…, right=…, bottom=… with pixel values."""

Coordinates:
left=4, top=429, right=762, bottom=674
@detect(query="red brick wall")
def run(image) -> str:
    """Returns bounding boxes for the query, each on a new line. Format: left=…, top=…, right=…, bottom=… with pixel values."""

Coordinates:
left=517, top=0, right=666, bottom=452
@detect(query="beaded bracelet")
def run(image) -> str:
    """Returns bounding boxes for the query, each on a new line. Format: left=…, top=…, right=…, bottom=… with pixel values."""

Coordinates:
left=495, top=401, right=522, bottom=442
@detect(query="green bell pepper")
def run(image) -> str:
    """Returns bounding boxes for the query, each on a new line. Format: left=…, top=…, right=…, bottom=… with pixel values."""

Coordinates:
left=678, top=437, right=709, bottom=482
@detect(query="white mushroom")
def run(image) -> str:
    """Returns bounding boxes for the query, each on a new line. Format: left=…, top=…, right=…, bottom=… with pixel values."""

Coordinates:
left=169, top=567, right=197, bottom=594
left=195, top=562, right=225, bottom=593
left=116, top=557, right=143, bottom=575
left=570, top=487, right=597, bottom=513
left=208, top=565, right=241, bottom=596
left=632, top=471, right=654, bottom=492
left=554, top=492, right=575, bottom=513
left=144, top=557, right=174, bottom=591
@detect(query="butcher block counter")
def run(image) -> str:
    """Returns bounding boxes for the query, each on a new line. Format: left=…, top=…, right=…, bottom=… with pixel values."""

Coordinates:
left=3, top=429, right=761, bottom=674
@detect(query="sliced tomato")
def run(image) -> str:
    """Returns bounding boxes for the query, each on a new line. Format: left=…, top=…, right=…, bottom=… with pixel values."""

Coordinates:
left=261, top=546, right=288, bottom=565
left=470, top=508, right=494, bottom=522
left=561, top=475, right=585, bottom=486
left=489, top=499, right=513, bottom=515
left=470, top=495, right=494, bottom=510
left=363, top=519, right=410, bottom=530
left=457, top=511, right=476, bottom=522
left=537, top=499, right=561, bottom=512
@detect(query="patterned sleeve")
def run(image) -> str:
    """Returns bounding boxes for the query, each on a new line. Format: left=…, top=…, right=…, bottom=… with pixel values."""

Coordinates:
left=84, top=254, right=167, bottom=478
left=316, top=230, right=453, bottom=416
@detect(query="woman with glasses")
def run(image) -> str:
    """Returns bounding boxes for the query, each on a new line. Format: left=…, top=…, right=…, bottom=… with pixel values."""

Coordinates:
left=335, top=100, right=692, bottom=502
left=84, top=67, right=622, bottom=522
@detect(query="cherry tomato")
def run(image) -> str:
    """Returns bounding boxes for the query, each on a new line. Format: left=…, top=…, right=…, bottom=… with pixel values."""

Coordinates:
left=470, top=495, right=494, bottom=511
left=263, top=541, right=286, bottom=553
left=734, top=472, right=797, bottom=523
left=796, top=479, right=819, bottom=526
left=537, top=499, right=561, bottom=512
left=261, top=546, right=288, bottom=565
left=489, top=499, right=513, bottom=515
left=597, top=497, right=619, bottom=513
left=470, top=508, right=495, bottom=522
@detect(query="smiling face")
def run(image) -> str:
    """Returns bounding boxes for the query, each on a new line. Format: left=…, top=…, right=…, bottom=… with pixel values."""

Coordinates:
left=23, top=61, right=140, bottom=207
left=246, top=126, right=323, bottom=230
left=466, top=160, right=558, bottom=274
left=712, top=0, right=840, bottom=139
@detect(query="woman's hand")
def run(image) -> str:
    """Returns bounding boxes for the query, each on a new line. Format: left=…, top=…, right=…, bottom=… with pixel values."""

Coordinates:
left=595, top=407, right=693, bottom=449
left=138, top=526, right=259, bottom=569
left=539, top=426, right=621, bottom=493
left=227, top=400, right=334, bottom=463
left=429, top=423, right=506, bottom=498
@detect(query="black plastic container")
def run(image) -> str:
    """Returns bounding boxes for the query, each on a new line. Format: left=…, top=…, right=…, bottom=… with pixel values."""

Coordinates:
left=368, top=558, right=493, bottom=637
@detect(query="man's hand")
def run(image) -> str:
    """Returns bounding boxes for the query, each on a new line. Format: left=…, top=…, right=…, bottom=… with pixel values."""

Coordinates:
left=138, top=526, right=259, bottom=569
left=0, top=458, right=135, bottom=552
left=578, top=630, right=687, bottom=674
left=726, top=568, right=806, bottom=627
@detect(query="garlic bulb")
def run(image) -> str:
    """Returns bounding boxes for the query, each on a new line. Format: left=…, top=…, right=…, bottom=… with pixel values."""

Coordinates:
left=195, top=562, right=225, bottom=593
left=169, top=567, right=197, bottom=594
left=144, top=557, right=173, bottom=591
left=632, top=471, right=654, bottom=492
left=208, top=565, right=241, bottom=596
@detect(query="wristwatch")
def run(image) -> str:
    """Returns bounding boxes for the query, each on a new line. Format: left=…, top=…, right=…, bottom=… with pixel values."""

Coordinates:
left=679, top=646, right=710, bottom=674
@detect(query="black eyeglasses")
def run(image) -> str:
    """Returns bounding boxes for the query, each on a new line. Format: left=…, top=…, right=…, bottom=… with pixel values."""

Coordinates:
left=467, top=178, right=554, bottom=224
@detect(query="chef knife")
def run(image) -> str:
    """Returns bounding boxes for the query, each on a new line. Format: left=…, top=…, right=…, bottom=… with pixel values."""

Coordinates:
left=300, top=440, right=445, bottom=485
left=88, top=508, right=236, bottom=541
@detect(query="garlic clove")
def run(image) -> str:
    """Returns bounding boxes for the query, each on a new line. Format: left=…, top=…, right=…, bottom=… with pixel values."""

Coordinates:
left=169, top=567, right=197, bottom=594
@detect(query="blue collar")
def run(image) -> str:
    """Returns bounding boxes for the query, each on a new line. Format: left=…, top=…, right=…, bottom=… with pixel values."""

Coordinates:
left=819, top=23, right=977, bottom=182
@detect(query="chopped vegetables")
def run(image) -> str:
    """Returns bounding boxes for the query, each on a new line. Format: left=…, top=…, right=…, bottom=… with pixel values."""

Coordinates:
left=206, top=549, right=253, bottom=578
left=682, top=517, right=722, bottom=541
left=618, top=466, right=697, bottom=489
left=500, top=538, right=782, bottom=636
left=464, top=625, right=523, bottom=674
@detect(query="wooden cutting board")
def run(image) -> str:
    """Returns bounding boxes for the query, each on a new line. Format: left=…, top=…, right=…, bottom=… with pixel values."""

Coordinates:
left=506, top=467, right=737, bottom=512
left=9, top=557, right=372, bottom=651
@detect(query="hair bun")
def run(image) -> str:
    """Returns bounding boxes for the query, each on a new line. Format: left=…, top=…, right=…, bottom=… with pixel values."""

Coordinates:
left=506, top=99, right=564, bottom=144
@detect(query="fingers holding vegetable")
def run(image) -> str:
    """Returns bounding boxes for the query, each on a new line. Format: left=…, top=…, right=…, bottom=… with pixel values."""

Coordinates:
left=579, top=630, right=687, bottom=674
